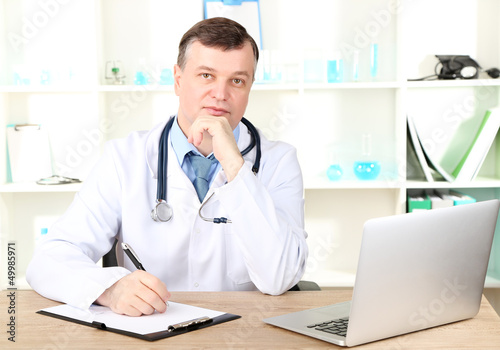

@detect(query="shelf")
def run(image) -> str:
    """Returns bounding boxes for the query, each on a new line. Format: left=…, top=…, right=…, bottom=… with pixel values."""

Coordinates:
left=254, top=81, right=402, bottom=92
left=0, top=183, right=82, bottom=193
left=406, top=79, right=500, bottom=89
left=98, top=84, right=174, bottom=92
left=406, top=177, right=500, bottom=189
left=305, top=177, right=401, bottom=190
left=303, top=81, right=402, bottom=90
left=2, top=178, right=404, bottom=192
left=0, top=85, right=97, bottom=93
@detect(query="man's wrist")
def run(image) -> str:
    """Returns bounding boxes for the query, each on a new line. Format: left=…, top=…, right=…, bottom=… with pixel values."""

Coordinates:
left=222, top=156, right=245, bottom=182
left=95, top=288, right=111, bottom=307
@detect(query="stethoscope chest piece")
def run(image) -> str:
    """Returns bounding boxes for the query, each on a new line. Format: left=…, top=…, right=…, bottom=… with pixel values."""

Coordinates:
left=151, top=200, right=173, bottom=222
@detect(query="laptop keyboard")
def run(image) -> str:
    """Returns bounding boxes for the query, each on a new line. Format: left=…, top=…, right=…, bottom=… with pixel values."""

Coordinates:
left=307, top=317, right=349, bottom=337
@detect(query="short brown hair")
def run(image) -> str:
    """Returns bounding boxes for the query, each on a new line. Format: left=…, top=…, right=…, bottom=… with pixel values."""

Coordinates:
left=177, top=17, right=259, bottom=74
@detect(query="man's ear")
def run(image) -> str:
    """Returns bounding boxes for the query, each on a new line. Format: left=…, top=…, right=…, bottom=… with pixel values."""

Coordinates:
left=173, top=64, right=182, bottom=96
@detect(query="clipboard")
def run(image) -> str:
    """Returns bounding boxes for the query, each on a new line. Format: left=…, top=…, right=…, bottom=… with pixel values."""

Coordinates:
left=6, top=124, right=53, bottom=182
left=204, top=0, right=263, bottom=48
left=37, top=302, right=240, bottom=341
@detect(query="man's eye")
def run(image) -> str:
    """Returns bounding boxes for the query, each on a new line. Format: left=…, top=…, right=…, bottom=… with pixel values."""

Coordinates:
left=233, top=78, right=243, bottom=85
left=202, top=73, right=211, bottom=79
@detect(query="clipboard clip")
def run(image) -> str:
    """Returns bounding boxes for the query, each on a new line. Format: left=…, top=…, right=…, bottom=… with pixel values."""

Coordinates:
left=167, top=316, right=212, bottom=332
left=91, top=321, right=107, bottom=330
left=13, top=124, right=41, bottom=131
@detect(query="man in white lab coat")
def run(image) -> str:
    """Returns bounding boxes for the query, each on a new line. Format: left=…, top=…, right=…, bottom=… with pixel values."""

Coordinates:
left=27, top=17, right=308, bottom=316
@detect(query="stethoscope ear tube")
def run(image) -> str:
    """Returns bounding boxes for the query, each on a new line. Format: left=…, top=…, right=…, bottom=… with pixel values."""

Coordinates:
left=240, top=117, right=261, bottom=174
left=156, top=117, right=176, bottom=205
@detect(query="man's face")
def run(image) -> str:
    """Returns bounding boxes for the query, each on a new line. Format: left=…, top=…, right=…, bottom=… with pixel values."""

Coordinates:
left=174, top=41, right=255, bottom=133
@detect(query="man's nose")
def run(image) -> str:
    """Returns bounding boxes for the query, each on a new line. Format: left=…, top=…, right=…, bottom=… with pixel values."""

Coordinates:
left=211, top=81, right=229, bottom=100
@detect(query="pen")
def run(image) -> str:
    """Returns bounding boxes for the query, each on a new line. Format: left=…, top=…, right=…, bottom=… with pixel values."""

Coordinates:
left=122, top=242, right=146, bottom=271
left=122, top=242, right=169, bottom=310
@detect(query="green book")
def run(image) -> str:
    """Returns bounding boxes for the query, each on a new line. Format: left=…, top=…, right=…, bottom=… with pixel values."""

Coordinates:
left=452, top=109, right=500, bottom=181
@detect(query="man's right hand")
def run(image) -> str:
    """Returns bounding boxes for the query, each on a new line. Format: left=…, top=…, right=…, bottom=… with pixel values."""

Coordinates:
left=96, top=270, right=171, bottom=316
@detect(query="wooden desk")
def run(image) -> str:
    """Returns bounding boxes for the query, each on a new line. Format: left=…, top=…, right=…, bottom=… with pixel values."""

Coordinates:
left=2, top=290, right=500, bottom=349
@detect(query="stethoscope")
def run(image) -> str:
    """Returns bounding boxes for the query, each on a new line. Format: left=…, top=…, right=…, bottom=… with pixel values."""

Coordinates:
left=151, top=116, right=261, bottom=224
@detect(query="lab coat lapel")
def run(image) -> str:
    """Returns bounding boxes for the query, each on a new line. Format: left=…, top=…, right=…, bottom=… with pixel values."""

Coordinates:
left=145, top=117, right=197, bottom=199
left=167, top=140, right=196, bottom=191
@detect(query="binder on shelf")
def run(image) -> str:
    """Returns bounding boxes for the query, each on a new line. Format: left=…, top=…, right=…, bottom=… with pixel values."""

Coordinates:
left=407, top=114, right=455, bottom=182
left=407, top=191, right=431, bottom=212
left=38, top=301, right=240, bottom=341
left=447, top=190, right=476, bottom=206
left=204, top=0, right=262, bottom=48
left=406, top=133, right=427, bottom=181
left=427, top=190, right=454, bottom=209
left=451, top=108, right=500, bottom=182
left=420, top=143, right=455, bottom=183
left=6, top=124, right=53, bottom=183
left=407, top=114, right=434, bottom=182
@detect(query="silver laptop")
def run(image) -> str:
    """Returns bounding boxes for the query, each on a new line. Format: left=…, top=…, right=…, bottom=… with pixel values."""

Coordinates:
left=264, top=200, right=499, bottom=347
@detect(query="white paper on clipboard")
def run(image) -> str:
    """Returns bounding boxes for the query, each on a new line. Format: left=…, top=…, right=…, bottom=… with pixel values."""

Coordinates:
left=204, top=0, right=262, bottom=48
left=6, top=124, right=53, bottom=183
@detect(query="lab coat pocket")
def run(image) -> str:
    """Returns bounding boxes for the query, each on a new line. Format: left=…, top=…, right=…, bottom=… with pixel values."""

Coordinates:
left=224, top=233, right=252, bottom=285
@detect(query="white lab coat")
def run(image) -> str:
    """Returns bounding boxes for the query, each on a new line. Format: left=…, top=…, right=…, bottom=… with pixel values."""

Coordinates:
left=26, top=119, right=308, bottom=310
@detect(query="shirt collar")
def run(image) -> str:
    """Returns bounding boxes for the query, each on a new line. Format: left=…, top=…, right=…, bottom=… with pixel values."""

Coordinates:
left=170, top=115, right=240, bottom=166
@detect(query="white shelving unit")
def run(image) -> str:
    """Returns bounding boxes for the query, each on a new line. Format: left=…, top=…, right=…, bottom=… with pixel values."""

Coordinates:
left=1, top=0, right=500, bottom=291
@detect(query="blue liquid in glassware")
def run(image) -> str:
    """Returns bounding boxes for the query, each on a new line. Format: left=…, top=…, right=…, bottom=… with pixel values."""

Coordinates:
left=327, top=60, right=343, bottom=83
left=353, top=161, right=381, bottom=180
left=327, top=164, right=343, bottom=181
left=159, top=69, right=174, bottom=85
left=134, top=71, right=148, bottom=85
left=304, top=59, right=323, bottom=82
left=370, top=43, right=378, bottom=78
